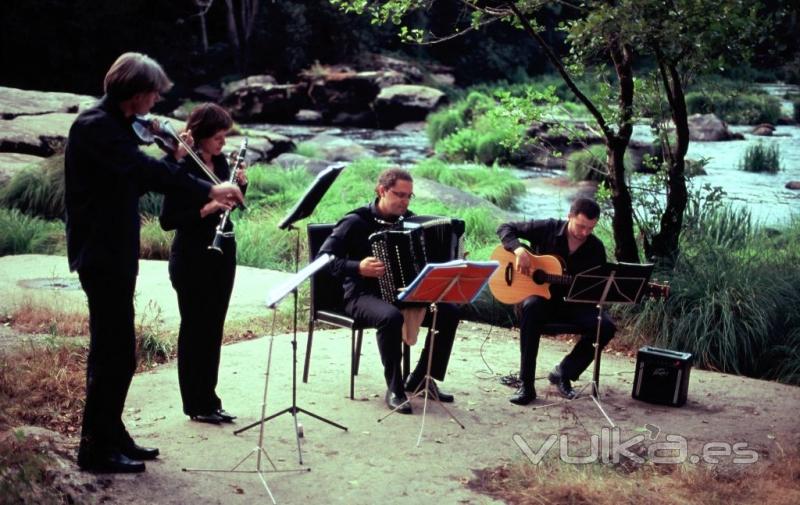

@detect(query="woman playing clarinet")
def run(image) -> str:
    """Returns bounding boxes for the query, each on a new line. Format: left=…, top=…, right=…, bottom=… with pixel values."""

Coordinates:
left=160, top=103, right=247, bottom=424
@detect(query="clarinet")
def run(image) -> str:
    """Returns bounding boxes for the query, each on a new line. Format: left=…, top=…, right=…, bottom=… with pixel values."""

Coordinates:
left=208, top=138, right=248, bottom=254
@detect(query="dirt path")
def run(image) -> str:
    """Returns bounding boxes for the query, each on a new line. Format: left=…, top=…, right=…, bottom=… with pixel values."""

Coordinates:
left=2, top=255, right=799, bottom=504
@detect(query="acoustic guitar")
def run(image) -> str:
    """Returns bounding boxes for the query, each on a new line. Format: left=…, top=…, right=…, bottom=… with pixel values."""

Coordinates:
left=488, top=245, right=669, bottom=305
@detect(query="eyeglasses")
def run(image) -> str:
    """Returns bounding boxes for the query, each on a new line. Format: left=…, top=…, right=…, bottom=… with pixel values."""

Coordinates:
left=388, top=189, right=415, bottom=200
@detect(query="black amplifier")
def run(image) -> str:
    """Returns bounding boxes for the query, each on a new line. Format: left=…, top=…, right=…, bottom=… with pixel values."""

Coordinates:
left=632, top=346, right=693, bottom=407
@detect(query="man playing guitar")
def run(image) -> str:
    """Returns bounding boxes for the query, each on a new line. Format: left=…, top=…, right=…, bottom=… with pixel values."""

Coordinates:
left=496, top=198, right=616, bottom=405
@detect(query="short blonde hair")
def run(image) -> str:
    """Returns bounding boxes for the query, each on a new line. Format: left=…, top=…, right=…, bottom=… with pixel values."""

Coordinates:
left=103, top=52, right=173, bottom=101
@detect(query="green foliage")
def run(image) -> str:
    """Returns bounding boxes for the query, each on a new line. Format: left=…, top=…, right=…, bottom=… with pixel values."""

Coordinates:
left=293, top=142, right=322, bottom=159
left=618, top=214, right=800, bottom=385
left=739, top=142, right=781, bottom=173
left=0, top=156, right=65, bottom=220
left=566, top=145, right=607, bottom=182
left=685, top=90, right=782, bottom=125
left=413, top=158, right=525, bottom=209
left=139, top=217, right=173, bottom=260
left=0, top=209, right=65, bottom=256
left=139, top=192, right=164, bottom=217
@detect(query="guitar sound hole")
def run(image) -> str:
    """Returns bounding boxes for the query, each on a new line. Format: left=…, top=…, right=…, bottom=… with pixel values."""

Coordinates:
left=532, top=269, right=546, bottom=285
left=504, top=264, right=513, bottom=285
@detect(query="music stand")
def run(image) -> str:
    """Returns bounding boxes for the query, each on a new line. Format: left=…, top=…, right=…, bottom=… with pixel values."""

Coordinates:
left=234, top=163, right=349, bottom=467
left=378, top=259, right=499, bottom=447
left=563, top=261, right=654, bottom=426
left=183, top=310, right=309, bottom=505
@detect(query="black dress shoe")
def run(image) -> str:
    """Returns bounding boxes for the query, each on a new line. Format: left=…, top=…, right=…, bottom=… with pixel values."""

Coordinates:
left=78, top=451, right=146, bottom=473
left=404, top=375, right=455, bottom=403
left=548, top=367, right=576, bottom=399
left=121, top=442, right=159, bottom=461
left=509, top=383, right=536, bottom=405
left=215, top=409, right=237, bottom=423
left=190, top=412, right=224, bottom=424
left=385, top=390, right=412, bottom=414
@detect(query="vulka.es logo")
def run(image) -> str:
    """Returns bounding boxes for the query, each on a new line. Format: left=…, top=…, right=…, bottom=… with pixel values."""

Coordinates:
left=513, top=427, right=759, bottom=465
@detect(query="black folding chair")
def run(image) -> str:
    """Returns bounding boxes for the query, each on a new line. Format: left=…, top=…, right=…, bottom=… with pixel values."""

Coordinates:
left=302, top=223, right=410, bottom=399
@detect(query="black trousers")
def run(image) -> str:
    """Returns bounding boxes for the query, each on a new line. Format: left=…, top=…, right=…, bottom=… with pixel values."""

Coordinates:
left=518, top=295, right=616, bottom=384
left=77, top=270, right=138, bottom=455
left=169, top=250, right=236, bottom=416
left=345, top=294, right=459, bottom=394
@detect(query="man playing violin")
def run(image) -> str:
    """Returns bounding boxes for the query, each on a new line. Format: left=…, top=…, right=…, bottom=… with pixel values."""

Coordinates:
left=64, top=52, right=243, bottom=473
left=496, top=197, right=616, bottom=405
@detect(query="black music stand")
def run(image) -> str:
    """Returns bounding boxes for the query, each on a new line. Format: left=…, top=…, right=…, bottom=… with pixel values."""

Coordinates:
left=182, top=309, right=309, bottom=505
left=378, top=259, right=499, bottom=447
left=234, top=163, right=348, bottom=466
left=563, top=261, right=653, bottom=426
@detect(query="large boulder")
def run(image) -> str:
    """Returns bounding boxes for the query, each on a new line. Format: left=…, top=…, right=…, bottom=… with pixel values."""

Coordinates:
left=272, top=153, right=334, bottom=175
left=220, top=77, right=305, bottom=123
left=374, top=85, right=447, bottom=129
left=751, top=123, right=775, bottom=136
left=303, top=69, right=404, bottom=125
left=0, top=112, right=76, bottom=156
left=786, top=181, right=800, bottom=190
left=688, top=113, right=744, bottom=141
left=412, top=178, right=516, bottom=221
left=0, top=86, right=95, bottom=119
left=304, top=133, right=369, bottom=161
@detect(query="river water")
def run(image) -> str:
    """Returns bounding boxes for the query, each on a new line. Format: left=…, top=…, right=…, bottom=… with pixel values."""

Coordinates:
left=256, top=85, right=799, bottom=227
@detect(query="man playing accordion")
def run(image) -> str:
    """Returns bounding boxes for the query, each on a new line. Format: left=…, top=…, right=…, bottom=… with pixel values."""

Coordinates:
left=319, top=168, right=460, bottom=413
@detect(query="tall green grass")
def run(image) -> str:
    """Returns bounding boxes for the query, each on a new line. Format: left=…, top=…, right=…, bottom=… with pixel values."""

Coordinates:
left=739, top=142, right=781, bottom=173
left=618, top=210, right=800, bottom=385
left=0, top=209, right=65, bottom=256
left=0, top=156, right=65, bottom=220
left=413, top=159, right=525, bottom=209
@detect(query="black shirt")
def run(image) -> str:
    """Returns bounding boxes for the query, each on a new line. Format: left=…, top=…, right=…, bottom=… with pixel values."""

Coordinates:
left=497, top=218, right=607, bottom=300
left=319, top=201, right=415, bottom=301
left=159, top=154, right=247, bottom=261
left=64, top=96, right=212, bottom=275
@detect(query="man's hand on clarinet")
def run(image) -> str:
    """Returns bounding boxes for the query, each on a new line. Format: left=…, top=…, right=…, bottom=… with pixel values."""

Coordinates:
left=209, top=182, right=244, bottom=207
left=359, top=257, right=386, bottom=278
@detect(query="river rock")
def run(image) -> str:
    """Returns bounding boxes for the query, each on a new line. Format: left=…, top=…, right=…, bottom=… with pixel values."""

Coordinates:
left=272, top=153, right=333, bottom=175
left=0, top=112, right=76, bottom=156
left=220, top=80, right=305, bottom=123
left=688, top=113, right=744, bottom=141
left=374, top=85, right=447, bottom=129
left=0, top=152, right=45, bottom=185
left=518, top=121, right=604, bottom=167
left=786, top=181, right=800, bottom=190
left=751, top=123, right=775, bottom=136
left=0, top=86, right=95, bottom=119
left=295, top=109, right=323, bottom=123
left=304, top=133, right=369, bottom=161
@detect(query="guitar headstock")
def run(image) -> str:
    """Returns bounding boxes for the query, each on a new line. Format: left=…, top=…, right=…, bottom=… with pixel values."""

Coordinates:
left=645, top=280, right=670, bottom=301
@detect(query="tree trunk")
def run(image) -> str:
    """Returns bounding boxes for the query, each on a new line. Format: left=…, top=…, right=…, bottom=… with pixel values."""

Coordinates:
left=648, top=60, right=689, bottom=260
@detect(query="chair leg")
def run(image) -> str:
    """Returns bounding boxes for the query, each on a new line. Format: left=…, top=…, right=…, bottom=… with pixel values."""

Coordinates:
left=302, top=321, right=315, bottom=383
left=354, top=329, right=364, bottom=376
left=402, top=343, right=410, bottom=382
left=350, top=328, right=357, bottom=400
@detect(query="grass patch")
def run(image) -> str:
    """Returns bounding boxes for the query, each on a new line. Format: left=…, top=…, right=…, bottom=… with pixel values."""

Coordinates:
left=413, top=158, right=526, bottom=209
left=0, top=209, right=65, bottom=256
left=739, top=142, right=781, bottom=173
left=685, top=88, right=782, bottom=125
left=0, top=156, right=65, bottom=220
left=617, top=211, right=800, bottom=385
left=567, top=144, right=608, bottom=182
left=468, top=452, right=800, bottom=505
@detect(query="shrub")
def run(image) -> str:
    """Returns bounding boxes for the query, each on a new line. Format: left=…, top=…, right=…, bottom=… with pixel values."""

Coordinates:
left=0, top=156, right=65, bottom=220
left=567, top=145, right=607, bottom=182
left=0, top=209, right=65, bottom=256
left=426, top=107, right=465, bottom=144
left=685, top=90, right=782, bottom=125
left=139, top=217, right=174, bottom=260
left=618, top=212, right=800, bottom=385
left=739, top=142, right=781, bottom=173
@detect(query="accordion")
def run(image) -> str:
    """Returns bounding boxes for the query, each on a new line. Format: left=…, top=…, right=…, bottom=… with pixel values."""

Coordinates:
left=369, top=215, right=466, bottom=303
